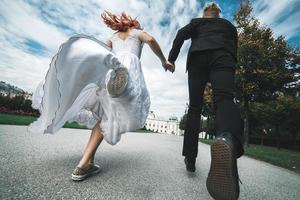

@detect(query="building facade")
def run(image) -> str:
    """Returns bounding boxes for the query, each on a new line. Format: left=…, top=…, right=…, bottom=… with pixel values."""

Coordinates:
left=0, top=81, right=32, bottom=100
left=144, top=111, right=182, bottom=135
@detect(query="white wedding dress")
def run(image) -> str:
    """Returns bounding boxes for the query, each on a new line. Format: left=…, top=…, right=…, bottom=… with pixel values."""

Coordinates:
left=27, top=29, right=150, bottom=145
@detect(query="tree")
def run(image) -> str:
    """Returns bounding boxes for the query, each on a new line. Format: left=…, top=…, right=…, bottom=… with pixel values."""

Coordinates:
left=202, top=83, right=215, bottom=139
left=234, top=0, right=300, bottom=146
left=251, top=95, right=300, bottom=149
left=179, top=113, right=187, bottom=130
left=179, top=103, right=189, bottom=130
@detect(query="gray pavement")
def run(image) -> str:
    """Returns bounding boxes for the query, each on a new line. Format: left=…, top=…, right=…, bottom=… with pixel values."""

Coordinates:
left=0, top=125, right=299, bottom=200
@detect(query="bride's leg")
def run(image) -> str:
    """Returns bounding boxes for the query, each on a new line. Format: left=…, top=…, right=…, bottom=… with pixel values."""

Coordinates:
left=78, top=120, right=104, bottom=168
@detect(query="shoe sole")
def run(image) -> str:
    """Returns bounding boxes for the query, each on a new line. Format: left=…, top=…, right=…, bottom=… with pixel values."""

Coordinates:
left=107, top=67, right=129, bottom=98
left=206, top=139, right=239, bottom=200
left=71, top=166, right=101, bottom=181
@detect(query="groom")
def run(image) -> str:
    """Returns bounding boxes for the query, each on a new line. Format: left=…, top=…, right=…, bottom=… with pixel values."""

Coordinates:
left=167, top=2, right=244, bottom=200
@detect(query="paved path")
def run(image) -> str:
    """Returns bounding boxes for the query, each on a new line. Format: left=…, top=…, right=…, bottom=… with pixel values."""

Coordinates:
left=0, top=125, right=299, bottom=200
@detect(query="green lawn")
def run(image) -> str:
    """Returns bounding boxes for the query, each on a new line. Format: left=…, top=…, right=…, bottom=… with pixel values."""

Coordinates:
left=0, top=113, right=88, bottom=129
left=0, top=113, right=37, bottom=125
left=200, top=138, right=300, bottom=173
left=0, top=113, right=152, bottom=132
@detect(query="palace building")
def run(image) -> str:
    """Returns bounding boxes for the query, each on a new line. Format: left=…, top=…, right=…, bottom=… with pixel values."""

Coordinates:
left=145, top=111, right=182, bottom=135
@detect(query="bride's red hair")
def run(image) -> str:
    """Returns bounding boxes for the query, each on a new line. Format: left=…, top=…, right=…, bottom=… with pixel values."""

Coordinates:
left=101, top=11, right=142, bottom=32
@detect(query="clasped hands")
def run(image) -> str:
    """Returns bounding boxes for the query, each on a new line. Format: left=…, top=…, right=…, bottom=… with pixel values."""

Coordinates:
left=162, top=60, right=175, bottom=73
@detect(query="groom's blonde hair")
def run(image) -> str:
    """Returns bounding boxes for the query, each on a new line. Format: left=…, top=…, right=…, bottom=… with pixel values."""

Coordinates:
left=203, top=2, right=221, bottom=18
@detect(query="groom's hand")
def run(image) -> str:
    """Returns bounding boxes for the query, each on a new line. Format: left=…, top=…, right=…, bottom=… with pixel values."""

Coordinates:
left=167, top=60, right=175, bottom=73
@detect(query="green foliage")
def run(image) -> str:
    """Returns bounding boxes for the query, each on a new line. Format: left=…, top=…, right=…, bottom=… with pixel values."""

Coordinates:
left=179, top=113, right=187, bottom=130
left=233, top=0, right=300, bottom=146
left=235, top=1, right=298, bottom=103
left=0, top=94, right=39, bottom=116
left=250, top=95, right=300, bottom=143
left=202, top=84, right=214, bottom=117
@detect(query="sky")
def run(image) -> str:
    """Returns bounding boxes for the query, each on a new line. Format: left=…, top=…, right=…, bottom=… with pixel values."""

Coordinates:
left=1, top=0, right=300, bottom=119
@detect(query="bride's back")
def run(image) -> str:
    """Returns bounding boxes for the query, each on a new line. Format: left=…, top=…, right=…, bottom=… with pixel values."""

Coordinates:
left=111, top=28, right=143, bottom=58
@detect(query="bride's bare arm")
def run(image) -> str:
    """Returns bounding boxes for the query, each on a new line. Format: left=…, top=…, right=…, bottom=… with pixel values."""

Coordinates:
left=139, top=32, right=166, bottom=64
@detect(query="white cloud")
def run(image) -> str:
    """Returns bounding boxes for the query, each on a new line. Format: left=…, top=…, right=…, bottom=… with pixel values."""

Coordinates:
left=252, top=0, right=300, bottom=40
left=0, top=36, right=51, bottom=90
left=0, top=0, right=67, bottom=51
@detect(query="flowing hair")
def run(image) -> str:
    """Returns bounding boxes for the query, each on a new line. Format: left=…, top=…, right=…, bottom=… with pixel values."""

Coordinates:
left=101, top=11, right=142, bottom=32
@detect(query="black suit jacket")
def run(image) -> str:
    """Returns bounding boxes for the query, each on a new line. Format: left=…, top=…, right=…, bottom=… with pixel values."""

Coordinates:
left=168, top=17, right=238, bottom=71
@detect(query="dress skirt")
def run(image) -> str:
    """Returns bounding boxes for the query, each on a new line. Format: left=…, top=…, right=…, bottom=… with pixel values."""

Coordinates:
left=27, top=35, right=150, bottom=145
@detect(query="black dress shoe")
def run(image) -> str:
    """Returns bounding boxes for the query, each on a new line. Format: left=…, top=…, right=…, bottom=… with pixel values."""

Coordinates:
left=206, top=133, right=240, bottom=200
left=184, top=157, right=196, bottom=172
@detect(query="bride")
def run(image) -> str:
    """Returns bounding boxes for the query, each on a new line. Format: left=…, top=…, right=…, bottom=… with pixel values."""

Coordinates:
left=27, top=11, right=174, bottom=181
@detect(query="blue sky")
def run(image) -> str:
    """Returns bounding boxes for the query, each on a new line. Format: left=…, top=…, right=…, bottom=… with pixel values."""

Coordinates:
left=1, top=0, right=300, bottom=118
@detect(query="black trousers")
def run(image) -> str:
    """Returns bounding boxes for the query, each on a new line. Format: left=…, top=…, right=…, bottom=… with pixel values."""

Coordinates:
left=183, top=49, right=244, bottom=159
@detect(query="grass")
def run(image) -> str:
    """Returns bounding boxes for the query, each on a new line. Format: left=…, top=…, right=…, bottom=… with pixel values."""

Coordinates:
left=199, top=138, right=300, bottom=173
left=0, top=113, right=38, bottom=125
left=0, top=113, right=152, bottom=132
left=0, top=113, right=88, bottom=129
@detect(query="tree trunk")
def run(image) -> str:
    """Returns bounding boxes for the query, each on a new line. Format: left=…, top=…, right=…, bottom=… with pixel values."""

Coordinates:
left=260, top=135, right=264, bottom=145
left=292, top=132, right=298, bottom=150
left=244, top=99, right=249, bottom=147
left=207, top=115, right=210, bottom=139
left=199, top=116, right=203, bottom=132
left=275, top=124, right=281, bottom=150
